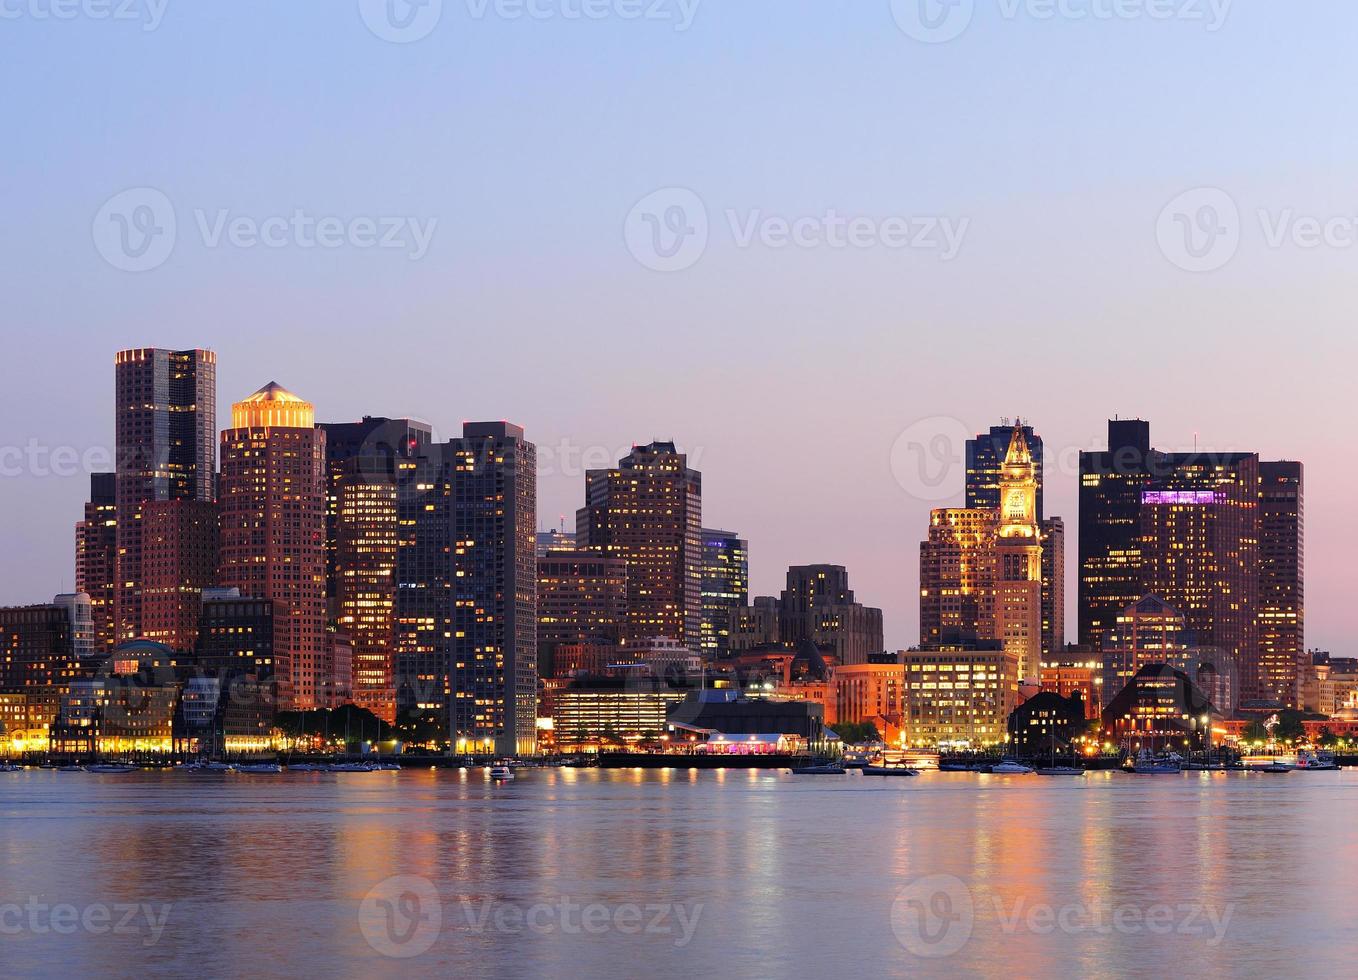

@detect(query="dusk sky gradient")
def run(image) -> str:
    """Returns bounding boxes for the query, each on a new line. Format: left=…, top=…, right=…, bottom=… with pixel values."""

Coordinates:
left=2, top=1, right=1355, bottom=652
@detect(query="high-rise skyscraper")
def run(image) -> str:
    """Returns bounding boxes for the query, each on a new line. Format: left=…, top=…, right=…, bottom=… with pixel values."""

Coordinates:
left=319, top=417, right=433, bottom=723
left=218, top=383, right=326, bottom=710
left=75, top=472, right=117, bottom=656
left=1078, top=419, right=1156, bottom=650
left=700, top=529, right=748, bottom=662
left=113, top=348, right=216, bottom=642
left=779, top=565, right=884, bottom=666
left=1138, top=455, right=1260, bottom=699
left=967, top=422, right=1044, bottom=521
left=577, top=442, right=702, bottom=651
left=395, top=423, right=538, bottom=755
left=451, top=423, right=537, bottom=756
left=919, top=508, right=997, bottom=649
left=993, top=425, right=1043, bottom=681
left=1040, top=516, right=1065, bottom=661
left=1258, top=461, right=1304, bottom=707
left=1081, top=420, right=1277, bottom=700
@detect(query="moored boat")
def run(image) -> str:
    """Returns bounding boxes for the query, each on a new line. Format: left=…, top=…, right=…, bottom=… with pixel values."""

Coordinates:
left=789, top=762, right=847, bottom=775
left=862, top=764, right=920, bottom=777
left=991, top=759, right=1035, bottom=775
left=1035, top=766, right=1084, bottom=776
left=488, top=764, right=515, bottom=780
left=236, top=763, right=284, bottom=774
left=86, top=763, right=138, bottom=774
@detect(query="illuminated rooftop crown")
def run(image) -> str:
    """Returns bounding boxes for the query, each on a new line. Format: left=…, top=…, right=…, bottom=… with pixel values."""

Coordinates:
left=1004, top=421, right=1032, bottom=467
left=231, top=381, right=315, bottom=429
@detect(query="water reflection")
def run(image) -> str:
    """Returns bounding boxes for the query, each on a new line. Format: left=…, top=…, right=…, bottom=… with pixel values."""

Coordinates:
left=1, top=769, right=1356, bottom=979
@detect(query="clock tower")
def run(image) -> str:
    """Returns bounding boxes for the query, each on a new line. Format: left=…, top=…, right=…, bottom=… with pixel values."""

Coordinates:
left=994, top=422, right=1043, bottom=682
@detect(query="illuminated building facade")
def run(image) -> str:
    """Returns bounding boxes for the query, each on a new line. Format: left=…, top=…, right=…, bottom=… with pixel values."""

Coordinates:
left=1102, top=664, right=1219, bottom=748
left=902, top=642, right=1020, bottom=748
left=919, top=508, right=996, bottom=649
left=1102, top=595, right=1240, bottom=715
left=218, top=383, right=327, bottom=710
left=319, top=418, right=433, bottom=714
left=1079, top=419, right=1154, bottom=650
left=1258, top=461, right=1304, bottom=707
left=395, top=423, right=538, bottom=756
left=0, top=595, right=90, bottom=693
left=114, top=348, right=217, bottom=643
left=75, top=472, right=117, bottom=656
left=139, top=498, right=218, bottom=652
left=778, top=565, right=884, bottom=666
left=967, top=422, right=1044, bottom=520
left=320, top=422, right=429, bottom=726
left=1040, top=661, right=1103, bottom=719
left=577, top=442, right=702, bottom=651
left=537, top=551, right=627, bottom=665
left=1138, top=454, right=1260, bottom=699
left=700, top=529, right=748, bottom=662
left=993, top=425, right=1043, bottom=682
left=195, top=589, right=276, bottom=682
left=1040, top=516, right=1065, bottom=661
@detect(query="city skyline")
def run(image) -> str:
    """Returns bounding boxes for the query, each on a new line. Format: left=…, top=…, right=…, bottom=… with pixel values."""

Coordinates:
left=0, top=347, right=1332, bottom=654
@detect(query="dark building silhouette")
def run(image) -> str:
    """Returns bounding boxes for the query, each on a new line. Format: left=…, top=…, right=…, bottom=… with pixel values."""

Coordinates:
left=1008, top=690, right=1086, bottom=754
left=779, top=565, right=884, bottom=666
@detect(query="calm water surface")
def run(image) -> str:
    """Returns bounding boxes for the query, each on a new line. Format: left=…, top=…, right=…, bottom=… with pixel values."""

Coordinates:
left=2, top=767, right=1356, bottom=979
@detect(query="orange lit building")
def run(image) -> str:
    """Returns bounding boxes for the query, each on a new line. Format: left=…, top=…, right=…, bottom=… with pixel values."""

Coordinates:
left=1040, top=663, right=1103, bottom=720
left=218, top=383, right=327, bottom=710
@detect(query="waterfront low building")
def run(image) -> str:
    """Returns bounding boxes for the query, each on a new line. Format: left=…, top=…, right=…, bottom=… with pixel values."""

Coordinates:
left=1101, top=664, right=1220, bottom=751
left=666, top=690, right=827, bottom=755
left=1008, top=691, right=1087, bottom=755
left=902, top=641, right=1020, bottom=749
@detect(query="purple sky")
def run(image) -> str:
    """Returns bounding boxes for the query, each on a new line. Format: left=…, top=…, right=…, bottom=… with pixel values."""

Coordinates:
left=1, top=2, right=1353, bottom=653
